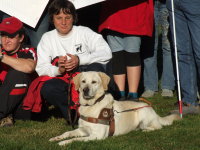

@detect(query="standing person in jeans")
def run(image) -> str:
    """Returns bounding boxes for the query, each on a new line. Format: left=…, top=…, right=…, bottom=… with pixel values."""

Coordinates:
left=99, top=0, right=154, bottom=100
left=142, top=0, right=175, bottom=98
left=0, top=17, right=37, bottom=127
left=166, top=0, right=200, bottom=114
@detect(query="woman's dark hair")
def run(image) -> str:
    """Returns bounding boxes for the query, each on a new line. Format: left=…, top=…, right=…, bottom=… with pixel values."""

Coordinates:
left=18, top=27, right=28, bottom=44
left=15, top=27, right=27, bottom=44
left=48, top=0, right=78, bottom=24
left=16, top=27, right=26, bottom=38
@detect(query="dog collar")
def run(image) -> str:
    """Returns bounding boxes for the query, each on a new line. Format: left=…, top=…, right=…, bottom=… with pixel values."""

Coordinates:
left=93, top=93, right=106, bottom=105
left=82, top=93, right=106, bottom=106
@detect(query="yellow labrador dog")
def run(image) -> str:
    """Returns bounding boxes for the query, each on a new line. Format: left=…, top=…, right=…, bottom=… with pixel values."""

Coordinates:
left=49, top=71, right=180, bottom=146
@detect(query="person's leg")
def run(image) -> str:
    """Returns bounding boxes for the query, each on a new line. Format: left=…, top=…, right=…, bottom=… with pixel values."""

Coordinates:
left=185, top=0, right=200, bottom=105
left=124, top=36, right=141, bottom=99
left=142, top=1, right=159, bottom=97
left=40, top=78, right=69, bottom=120
left=107, top=33, right=126, bottom=99
left=14, top=103, right=32, bottom=121
left=167, top=0, right=197, bottom=105
left=0, top=69, right=31, bottom=124
left=125, top=52, right=141, bottom=99
left=160, top=3, right=175, bottom=97
left=184, top=0, right=200, bottom=64
left=112, top=51, right=126, bottom=98
left=127, top=67, right=141, bottom=98
left=113, top=75, right=126, bottom=92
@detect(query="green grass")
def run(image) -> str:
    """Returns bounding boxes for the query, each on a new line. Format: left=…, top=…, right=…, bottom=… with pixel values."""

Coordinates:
left=1, top=92, right=200, bottom=150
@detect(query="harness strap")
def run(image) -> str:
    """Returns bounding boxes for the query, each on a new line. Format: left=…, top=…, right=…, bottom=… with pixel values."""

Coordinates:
left=108, top=114, right=115, bottom=136
left=80, top=108, right=115, bottom=136
left=80, top=115, right=110, bottom=125
left=99, top=108, right=115, bottom=136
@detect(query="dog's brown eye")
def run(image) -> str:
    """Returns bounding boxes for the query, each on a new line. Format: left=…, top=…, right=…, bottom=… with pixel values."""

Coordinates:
left=92, top=81, right=96, bottom=84
left=82, top=80, right=86, bottom=83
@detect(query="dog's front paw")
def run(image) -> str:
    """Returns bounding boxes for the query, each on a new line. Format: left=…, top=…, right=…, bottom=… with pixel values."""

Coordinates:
left=49, top=136, right=62, bottom=142
left=58, top=140, right=68, bottom=146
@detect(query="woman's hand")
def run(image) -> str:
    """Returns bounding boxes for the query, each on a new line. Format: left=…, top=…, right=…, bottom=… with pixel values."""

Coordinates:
left=65, top=54, right=79, bottom=72
left=58, top=56, right=67, bottom=74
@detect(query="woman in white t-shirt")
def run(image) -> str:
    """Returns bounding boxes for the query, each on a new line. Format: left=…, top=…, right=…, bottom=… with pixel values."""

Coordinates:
left=36, top=0, right=112, bottom=121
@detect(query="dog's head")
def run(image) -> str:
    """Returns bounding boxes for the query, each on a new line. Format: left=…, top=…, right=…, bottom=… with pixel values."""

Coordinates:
left=73, top=71, right=110, bottom=105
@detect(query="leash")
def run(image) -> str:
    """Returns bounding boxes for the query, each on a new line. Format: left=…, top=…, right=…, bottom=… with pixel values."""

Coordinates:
left=114, top=97, right=152, bottom=113
left=113, top=105, right=152, bottom=113
left=138, top=97, right=152, bottom=106
left=67, top=72, right=78, bottom=129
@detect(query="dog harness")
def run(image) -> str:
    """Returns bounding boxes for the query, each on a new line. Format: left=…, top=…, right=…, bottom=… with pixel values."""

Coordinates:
left=80, top=107, right=115, bottom=136
left=80, top=96, right=152, bottom=136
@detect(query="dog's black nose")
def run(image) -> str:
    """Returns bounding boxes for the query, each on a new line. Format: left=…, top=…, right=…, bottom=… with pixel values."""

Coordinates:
left=83, top=87, right=89, bottom=96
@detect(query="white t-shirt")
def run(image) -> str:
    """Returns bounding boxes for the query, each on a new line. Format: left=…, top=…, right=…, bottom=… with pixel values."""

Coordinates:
left=36, top=25, right=112, bottom=77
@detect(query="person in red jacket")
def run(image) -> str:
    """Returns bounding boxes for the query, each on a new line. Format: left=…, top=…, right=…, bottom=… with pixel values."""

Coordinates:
left=0, top=17, right=37, bottom=127
left=99, top=0, right=154, bottom=100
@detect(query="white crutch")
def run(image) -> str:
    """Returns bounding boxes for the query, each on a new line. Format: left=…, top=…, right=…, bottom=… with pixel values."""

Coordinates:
left=171, top=0, right=182, bottom=118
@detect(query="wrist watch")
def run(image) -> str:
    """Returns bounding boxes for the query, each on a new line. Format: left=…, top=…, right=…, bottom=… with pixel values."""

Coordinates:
left=0, top=53, right=4, bottom=61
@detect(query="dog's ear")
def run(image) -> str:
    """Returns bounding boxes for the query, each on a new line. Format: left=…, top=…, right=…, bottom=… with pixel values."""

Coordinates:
left=98, top=72, right=110, bottom=91
left=73, top=73, right=82, bottom=90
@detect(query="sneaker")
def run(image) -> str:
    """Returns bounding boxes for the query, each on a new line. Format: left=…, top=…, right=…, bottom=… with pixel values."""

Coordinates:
left=170, top=105, right=200, bottom=115
left=174, top=101, right=190, bottom=107
left=141, top=90, right=155, bottom=98
left=0, top=115, right=14, bottom=127
left=161, top=89, right=173, bottom=97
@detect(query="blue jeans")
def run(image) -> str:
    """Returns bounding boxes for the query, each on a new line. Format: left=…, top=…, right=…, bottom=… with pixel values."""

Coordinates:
left=166, top=0, right=200, bottom=105
left=143, top=1, right=175, bottom=91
